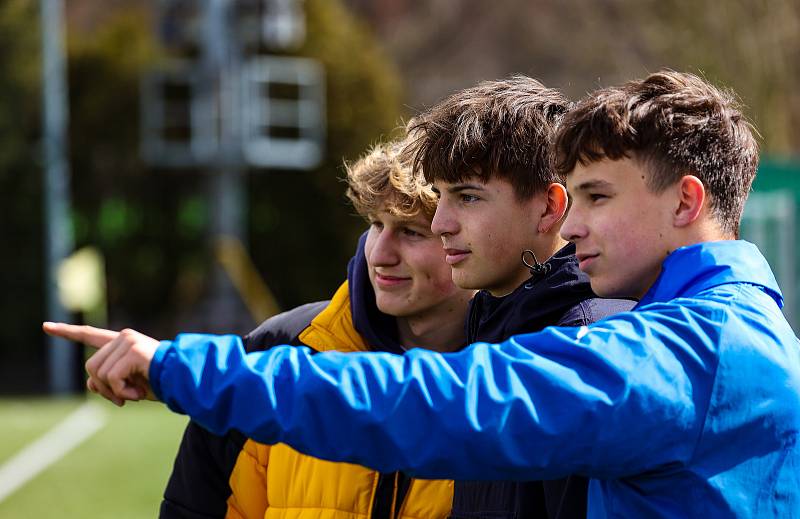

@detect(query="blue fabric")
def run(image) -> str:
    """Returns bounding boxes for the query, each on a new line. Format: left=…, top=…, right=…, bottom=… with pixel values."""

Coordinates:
left=150, top=240, right=800, bottom=518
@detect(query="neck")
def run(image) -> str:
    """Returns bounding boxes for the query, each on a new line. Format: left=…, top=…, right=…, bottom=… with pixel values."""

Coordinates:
left=536, top=233, right=568, bottom=260
left=486, top=234, right=568, bottom=297
left=668, top=222, right=734, bottom=257
left=396, top=295, right=472, bottom=353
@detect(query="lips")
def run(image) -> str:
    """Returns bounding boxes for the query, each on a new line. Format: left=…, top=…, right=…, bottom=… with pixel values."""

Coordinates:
left=576, top=252, right=599, bottom=271
left=374, top=273, right=411, bottom=288
left=443, top=248, right=471, bottom=266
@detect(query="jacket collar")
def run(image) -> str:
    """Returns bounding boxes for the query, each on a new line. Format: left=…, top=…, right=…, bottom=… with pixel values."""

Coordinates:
left=467, top=243, right=597, bottom=344
left=347, top=232, right=405, bottom=354
left=636, top=240, right=783, bottom=309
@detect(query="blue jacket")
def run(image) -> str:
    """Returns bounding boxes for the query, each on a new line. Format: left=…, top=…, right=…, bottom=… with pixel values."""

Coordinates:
left=453, top=242, right=634, bottom=519
left=150, top=240, right=800, bottom=518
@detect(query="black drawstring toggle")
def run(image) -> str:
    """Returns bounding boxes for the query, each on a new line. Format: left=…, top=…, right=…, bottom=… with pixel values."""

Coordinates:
left=522, top=249, right=551, bottom=278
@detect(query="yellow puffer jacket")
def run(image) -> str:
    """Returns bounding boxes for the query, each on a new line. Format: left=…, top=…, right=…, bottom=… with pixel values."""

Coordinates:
left=225, top=281, right=454, bottom=519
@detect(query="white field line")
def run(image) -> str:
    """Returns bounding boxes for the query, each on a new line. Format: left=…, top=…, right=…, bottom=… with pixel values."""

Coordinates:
left=0, top=401, right=107, bottom=503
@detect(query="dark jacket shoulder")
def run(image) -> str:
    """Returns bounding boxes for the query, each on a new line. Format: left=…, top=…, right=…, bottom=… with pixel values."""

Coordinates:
left=558, top=297, right=636, bottom=328
left=467, top=243, right=634, bottom=344
left=243, top=300, right=330, bottom=353
left=160, top=301, right=328, bottom=519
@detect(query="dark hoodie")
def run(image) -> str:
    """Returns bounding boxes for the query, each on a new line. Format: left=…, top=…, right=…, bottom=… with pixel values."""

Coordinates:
left=449, top=243, right=635, bottom=519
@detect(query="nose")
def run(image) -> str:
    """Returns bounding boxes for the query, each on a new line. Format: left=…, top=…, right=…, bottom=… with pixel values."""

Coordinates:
left=368, top=228, right=400, bottom=267
left=560, top=205, right=586, bottom=243
left=431, top=201, right=458, bottom=237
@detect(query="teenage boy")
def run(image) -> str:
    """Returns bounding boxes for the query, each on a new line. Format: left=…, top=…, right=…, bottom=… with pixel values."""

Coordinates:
left=404, top=76, right=633, bottom=519
left=47, top=70, right=800, bottom=517
left=159, top=141, right=475, bottom=518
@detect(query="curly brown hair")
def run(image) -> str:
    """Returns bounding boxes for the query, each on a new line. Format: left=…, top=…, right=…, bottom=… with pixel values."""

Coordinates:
left=403, top=76, right=571, bottom=200
left=345, top=140, right=438, bottom=220
left=555, top=70, right=759, bottom=237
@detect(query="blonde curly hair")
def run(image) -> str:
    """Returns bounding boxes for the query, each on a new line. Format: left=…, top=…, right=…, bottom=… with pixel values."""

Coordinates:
left=345, top=140, right=438, bottom=220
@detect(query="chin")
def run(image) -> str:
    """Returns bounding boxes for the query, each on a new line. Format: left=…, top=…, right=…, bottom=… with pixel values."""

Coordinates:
left=589, top=278, right=615, bottom=298
left=375, top=297, right=400, bottom=316
left=591, top=279, right=634, bottom=299
left=451, top=273, right=482, bottom=291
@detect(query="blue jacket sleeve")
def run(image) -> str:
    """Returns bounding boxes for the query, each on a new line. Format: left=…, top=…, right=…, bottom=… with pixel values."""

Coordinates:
left=150, top=303, right=720, bottom=481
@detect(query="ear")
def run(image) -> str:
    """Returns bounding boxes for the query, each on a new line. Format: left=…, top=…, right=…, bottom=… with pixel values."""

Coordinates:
left=674, top=175, right=706, bottom=227
left=537, top=183, right=569, bottom=233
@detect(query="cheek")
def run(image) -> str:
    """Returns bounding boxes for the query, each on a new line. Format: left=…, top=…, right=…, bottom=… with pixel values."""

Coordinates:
left=427, top=264, right=460, bottom=296
left=478, top=220, right=522, bottom=260
left=364, top=233, right=377, bottom=268
left=412, top=255, right=457, bottom=296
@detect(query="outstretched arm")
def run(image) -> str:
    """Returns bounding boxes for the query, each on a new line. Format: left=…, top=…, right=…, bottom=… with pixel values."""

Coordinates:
left=147, top=308, right=716, bottom=481
left=44, top=306, right=717, bottom=481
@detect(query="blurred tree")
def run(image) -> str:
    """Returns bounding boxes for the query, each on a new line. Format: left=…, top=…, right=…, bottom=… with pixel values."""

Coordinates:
left=347, top=0, right=800, bottom=154
left=629, top=0, right=800, bottom=154
left=0, top=0, right=48, bottom=393
left=66, top=8, right=199, bottom=336
left=67, top=0, right=403, bottom=337
left=246, top=0, right=404, bottom=317
left=1, top=0, right=402, bottom=393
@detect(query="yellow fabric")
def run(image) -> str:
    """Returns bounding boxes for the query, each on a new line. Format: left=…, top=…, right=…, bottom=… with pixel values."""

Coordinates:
left=297, top=281, right=369, bottom=354
left=226, top=281, right=454, bottom=519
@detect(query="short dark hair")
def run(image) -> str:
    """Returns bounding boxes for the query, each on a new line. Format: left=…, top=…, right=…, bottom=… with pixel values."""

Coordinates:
left=404, top=76, right=571, bottom=199
left=555, top=70, right=759, bottom=237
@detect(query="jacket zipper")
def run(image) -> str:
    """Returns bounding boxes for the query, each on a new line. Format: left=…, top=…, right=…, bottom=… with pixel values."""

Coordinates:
left=370, top=473, right=396, bottom=519
left=371, top=472, right=412, bottom=519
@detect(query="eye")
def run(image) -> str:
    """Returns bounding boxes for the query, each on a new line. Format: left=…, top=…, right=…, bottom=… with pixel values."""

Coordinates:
left=402, top=227, right=424, bottom=238
left=369, top=220, right=384, bottom=230
left=460, top=193, right=480, bottom=203
left=589, top=193, right=608, bottom=203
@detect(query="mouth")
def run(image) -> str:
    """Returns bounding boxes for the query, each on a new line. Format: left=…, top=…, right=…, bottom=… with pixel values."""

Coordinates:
left=443, top=248, right=471, bottom=266
left=374, top=273, right=412, bottom=288
left=576, top=252, right=599, bottom=271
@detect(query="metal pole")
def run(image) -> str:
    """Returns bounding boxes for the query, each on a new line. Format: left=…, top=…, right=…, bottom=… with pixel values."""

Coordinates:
left=204, top=0, right=248, bottom=331
left=41, top=0, right=75, bottom=394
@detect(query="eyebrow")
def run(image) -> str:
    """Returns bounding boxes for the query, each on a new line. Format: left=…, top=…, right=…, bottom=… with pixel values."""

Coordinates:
left=444, top=183, right=485, bottom=194
left=572, top=179, right=613, bottom=191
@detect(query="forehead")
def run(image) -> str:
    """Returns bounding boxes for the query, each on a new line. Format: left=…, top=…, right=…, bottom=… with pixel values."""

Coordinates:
left=432, top=175, right=482, bottom=188
left=432, top=175, right=518, bottom=191
left=370, top=205, right=431, bottom=226
left=566, top=158, right=647, bottom=192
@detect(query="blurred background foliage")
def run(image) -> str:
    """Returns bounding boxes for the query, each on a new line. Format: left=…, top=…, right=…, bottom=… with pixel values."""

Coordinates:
left=1, top=0, right=47, bottom=393
left=1, top=0, right=403, bottom=393
left=2, top=0, right=799, bottom=393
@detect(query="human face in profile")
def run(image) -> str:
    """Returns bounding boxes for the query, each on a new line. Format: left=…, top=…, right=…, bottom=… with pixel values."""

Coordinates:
left=561, top=158, right=676, bottom=299
left=431, top=177, right=546, bottom=296
left=365, top=207, right=473, bottom=319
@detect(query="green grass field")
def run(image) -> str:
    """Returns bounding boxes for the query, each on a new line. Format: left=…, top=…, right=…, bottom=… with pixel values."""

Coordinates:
left=0, top=396, right=189, bottom=518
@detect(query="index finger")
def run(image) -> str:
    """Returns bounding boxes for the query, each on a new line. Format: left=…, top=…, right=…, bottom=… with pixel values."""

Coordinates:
left=42, top=322, right=119, bottom=349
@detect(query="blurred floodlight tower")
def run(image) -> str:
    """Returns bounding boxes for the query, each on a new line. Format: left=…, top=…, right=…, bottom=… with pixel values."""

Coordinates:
left=141, top=0, right=324, bottom=331
left=41, top=0, right=80, bottom=395
left=262, top=0, right=306, bottom=48
left=142, top=0, right=323, bottom=170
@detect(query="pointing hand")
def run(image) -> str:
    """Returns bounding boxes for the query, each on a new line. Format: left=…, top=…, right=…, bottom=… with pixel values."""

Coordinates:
left=43, top=322, right=159, bottom=406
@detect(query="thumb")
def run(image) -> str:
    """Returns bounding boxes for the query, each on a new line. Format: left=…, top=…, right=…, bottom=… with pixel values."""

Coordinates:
left=42, top=322, right=119, bottom=349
